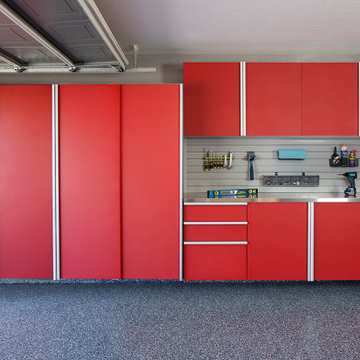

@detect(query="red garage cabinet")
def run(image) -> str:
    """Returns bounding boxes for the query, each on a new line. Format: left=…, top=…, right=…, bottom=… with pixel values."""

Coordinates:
left=183, top=204, right=248, bottom=281
left=246, top=63, right=302, bottom=136
left=0, top=85, right=53, bottom=278
left=59, top=85, right=121, bottom=279
left=121, top=85, right=180, bottom=280
left=302, top=63, right=358, bottom=136
left=315, top=203, right=360, bottom=280
left=248, top=202, right=308, bottom=280
left=184, top=63, right=241, bottom=136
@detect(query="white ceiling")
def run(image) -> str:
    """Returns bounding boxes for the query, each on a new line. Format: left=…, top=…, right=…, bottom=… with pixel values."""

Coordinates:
left=96, top=0, right=360, bottom=56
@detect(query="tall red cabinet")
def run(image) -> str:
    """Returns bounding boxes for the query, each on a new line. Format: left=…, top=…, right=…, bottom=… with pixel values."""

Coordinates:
left=121, top=85, right=180, bottom=279
left=0, top=85, right=53, bottom=278
left=59, top=85, right=121, bottom=279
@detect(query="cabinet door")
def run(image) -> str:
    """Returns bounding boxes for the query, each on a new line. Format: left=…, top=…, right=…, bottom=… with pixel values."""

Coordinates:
left=315, top=203, right=360, bottom=280
left=59, top=85, right=121, bottom=279
left=246, top=63, right=302, bottom=136
left=121, top=85, right=180, bottom=280
left=0, top=85, right=52, bottom=278
left=302, top=63, right=358, bottom=136
left=248, top=203, right=308, bottom=280
left=183, top=63, right=240, bottom=136
left=184, top=245, right=247, bottom=280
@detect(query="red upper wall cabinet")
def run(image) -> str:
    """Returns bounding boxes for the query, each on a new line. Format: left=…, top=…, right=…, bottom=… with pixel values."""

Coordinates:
left=302, top=63, right=359, bottom=136
left=121, top=85, right=180, bottom=280
left=184, top=63, right=240, bottom=136
left=59, top=85, right=121, bottom=280
left=315, top=203, right=360, bottom=280
left=0, top=85, right=52, bottom=279
left=185, top=62, right=358, bottom=137
left=248, top=203, right=308, bottom=281
left=246, top=63, right=302, bottom=136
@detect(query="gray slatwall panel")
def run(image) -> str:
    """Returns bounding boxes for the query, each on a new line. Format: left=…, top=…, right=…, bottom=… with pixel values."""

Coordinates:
left=185, top=137, right=360, bottom=194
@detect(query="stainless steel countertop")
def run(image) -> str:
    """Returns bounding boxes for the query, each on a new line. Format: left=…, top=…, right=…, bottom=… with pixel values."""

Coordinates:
left=184, top=192, right=360, bottom=203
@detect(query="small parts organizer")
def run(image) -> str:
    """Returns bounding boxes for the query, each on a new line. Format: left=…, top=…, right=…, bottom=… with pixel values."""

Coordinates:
left=263, top=173, right=320, bottom=187
left=203, top=150, right=234, bottom=171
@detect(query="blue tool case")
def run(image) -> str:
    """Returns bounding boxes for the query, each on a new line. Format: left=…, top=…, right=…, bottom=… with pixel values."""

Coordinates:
left=278, top=149, right=306, bottom=160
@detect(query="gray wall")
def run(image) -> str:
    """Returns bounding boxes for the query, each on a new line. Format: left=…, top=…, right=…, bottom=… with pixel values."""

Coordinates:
left=184, top=137, right=360, bottom=194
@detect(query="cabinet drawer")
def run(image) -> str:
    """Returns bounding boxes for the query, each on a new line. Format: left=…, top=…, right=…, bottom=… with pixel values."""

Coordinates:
left=184, top=244, right=247, bottom=280
left=184, top=205, right=247, bottom=222
left=184, top=224, right=247, bottom=241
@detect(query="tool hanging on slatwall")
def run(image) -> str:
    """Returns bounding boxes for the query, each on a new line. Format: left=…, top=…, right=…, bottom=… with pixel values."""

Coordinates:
left=203, top=150, right=234, bottom=171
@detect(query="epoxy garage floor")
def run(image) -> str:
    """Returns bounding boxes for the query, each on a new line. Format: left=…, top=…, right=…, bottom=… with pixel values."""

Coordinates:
left=0, top=281, right=359, bottom=359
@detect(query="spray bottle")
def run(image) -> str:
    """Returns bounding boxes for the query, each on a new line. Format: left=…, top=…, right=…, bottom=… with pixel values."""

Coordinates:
left=341, top=144, right=349, bottom=166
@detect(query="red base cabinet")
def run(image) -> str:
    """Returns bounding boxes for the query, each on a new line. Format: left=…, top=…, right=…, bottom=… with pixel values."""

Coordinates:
left=315, top=203, right=360, bottom=280
left=59, top=85, right=121, bottom=279
left=121, top=85, right=180, bottom=280
left=184, top=204, right=248, bottom=280
left=0, top=85, right=52, bottom=279
left=248, top=203, right=308, bottom=280
left=184, top=245, right=247, bottom=281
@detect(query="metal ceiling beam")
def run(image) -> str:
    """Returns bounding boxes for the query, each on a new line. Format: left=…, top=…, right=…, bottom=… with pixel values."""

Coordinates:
left=0, top=65, right=156, bottom=74
left=0, top=0, right=76, bottom=68
left=77, top=0, right=129, bottom=71
left=0, top=49, right=24, bottom=71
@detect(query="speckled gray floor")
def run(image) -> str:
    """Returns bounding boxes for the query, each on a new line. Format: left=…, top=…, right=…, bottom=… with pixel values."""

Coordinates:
left=0, top=281, right=359, bottom=360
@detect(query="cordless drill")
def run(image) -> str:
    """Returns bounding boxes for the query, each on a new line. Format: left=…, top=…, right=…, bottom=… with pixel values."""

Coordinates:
left=339, top=172, right=357, bottom=197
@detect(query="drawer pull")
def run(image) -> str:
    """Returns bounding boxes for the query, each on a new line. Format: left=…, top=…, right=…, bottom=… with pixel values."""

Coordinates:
left=184, top=202, right=247, bottom=206
left=184, top=241, right=248, bottom=245
left=184, top=221, right=247, bottom=225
